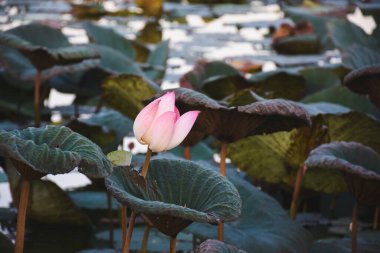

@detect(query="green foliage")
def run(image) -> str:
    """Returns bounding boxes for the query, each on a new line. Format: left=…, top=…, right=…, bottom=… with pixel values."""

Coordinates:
left=198, top=239, right=246, bottom=253
left=273, top=34, right=320, bottom=55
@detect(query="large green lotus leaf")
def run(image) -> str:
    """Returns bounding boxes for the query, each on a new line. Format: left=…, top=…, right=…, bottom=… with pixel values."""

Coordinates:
left=0, top=125, right=112, bottom=178
left=103, top=74, right=160, bottom=119
left=305, top=141, right=380, bottom=206
left=247, top=70, right=305, bottom=100
left=298, top=67, right=341, bottom=95
left=342, top=45, right=380, bottom=109
left=6, top=161, right=91, bottom=226
left=0, top=232, right=14, bottom=253
left=144, top=40, right=169, bottom=82
left=198, top=239, right=246, bottom=253
left=136, top=20, right=162, bottom=44
left=174, top=88, right=311, bottom=143
left=67, top=110, right=133, bottom=153
left=229, top=105, right=380, bottom=193
left=187, top=163, right=313, bottom=253
left=273, top=34, right=321, bottom=55
left=327, top=19, right=380, bottom=51
left=180, top=61, right=241, bottom=90
left=105, top=158, right=241, bottom=237
left=6, top=23, right=70, bottom=48
left=83, top=22, right=135, bottom=60
left=200, top=75, right=249, bottom=100
left=95, top=227, right=193, bottom=252
left=302, top=85, right=380, bottom=119
left=170, top=141, right=214, bottom=161
left=0, top=32, right=100, bottom=71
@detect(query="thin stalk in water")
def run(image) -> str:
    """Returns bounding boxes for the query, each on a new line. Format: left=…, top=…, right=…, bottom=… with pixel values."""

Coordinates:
left=170, top=237, right=177, bottom=253
left=141, top=225, right=151, bottom=253
left=373, top=206, right=379, bottom=230
left=218, top=142, right=228, bottom=241
left=121, top=205, right=127, bottom=251
left=34, top=71, right=41, bottom=127
left=290, top=165, right=306, bottom=219
left=351, top=203, right=358, bottom=253
left=123, top=211, right=136, bottom=253
left=15, top=179, right=30, bottom=253
left=184, top=146, right=191, bottom=160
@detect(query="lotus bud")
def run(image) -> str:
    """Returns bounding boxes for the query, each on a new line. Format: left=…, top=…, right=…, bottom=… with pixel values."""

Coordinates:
left=133, top=92, right=200, bottom=153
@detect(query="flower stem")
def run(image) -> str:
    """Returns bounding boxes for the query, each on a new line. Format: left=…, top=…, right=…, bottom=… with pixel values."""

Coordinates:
left=121, top=205, right=127, bottom=251
left=141, top=225, right=151, bottom=253
left=170, top=237, right=177, bottom=253
left=34, top=71, right=41, bottom=127
left=218, top=223, right=224, bottom=241
left=290, top=164, right=305, bottom=219
left=141, top=148, right=152, bottom=178
left=351, top=203, right=358, bottom=253
left=107, top=191, right=114, bottom=246
left=15, top=179, right=30, bottom=253
left=123, top=211, right=136, bottom=253
left=184, top=146, right=191, bottom=160
left=373, top=206, right=379, bottom=230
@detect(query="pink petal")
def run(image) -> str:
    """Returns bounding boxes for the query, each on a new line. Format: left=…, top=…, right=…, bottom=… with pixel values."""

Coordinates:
left=146, top=111, right=176, bottom=152
left=133, top=99, right=160, bottom=144
left=166, top=111, right=200, bottom=150
left=155, top=92, right=175, bottom=119
left=174, top=106, right=180, bottom=121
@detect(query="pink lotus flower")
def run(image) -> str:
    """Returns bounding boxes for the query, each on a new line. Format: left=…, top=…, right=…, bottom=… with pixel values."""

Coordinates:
left=133, top=92, right=200, bottom=152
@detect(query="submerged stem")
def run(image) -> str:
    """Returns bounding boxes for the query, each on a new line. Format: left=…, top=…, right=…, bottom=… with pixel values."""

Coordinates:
left=219, top=143, right=227, bottom=176
left=351, top=203, right=358, bottom=253
left=218, top=223, right=224, bottom=241
left=15, top=179, right=30, bottom=253
left=184, top=146, right=191, bottom=160
left=374, top=206, right=379, bottom=230
left=141, top=225, right=151, bottom=253
left=34, top=71, right=41, bottom=127
left=170, top=237, right=177, bottom=253
left=290, top=164, right=305, bottom=219
left=123, top=211, right=136, bottom=253
left=141, top=148, right=152, bottom=178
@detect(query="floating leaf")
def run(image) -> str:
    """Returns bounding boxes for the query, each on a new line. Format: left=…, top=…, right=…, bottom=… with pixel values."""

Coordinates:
left=83, top=22, right=135, bottom=60
left=105, top=158, right=241, bottom=237
left=327, top=19, right=380, bottom=51
left=198, top=239, right=246, bottom=253
left=305, top=141, right=380, bottom=206
left=107, top=150, right=132, bottom=166
left=144, top=40, right=169, bottom=82
left=187, top=163, right=313, bottom=253
left=273, top=34, right=320, bottom=55
left=0, top=125, right=112, bottom=178
left=229, top=104, right=380, bottom=193
left=174, top=88, right=311, bottom=143
left=299, top=67, right=341, bottom=95
left=136, top=20, right=162, bottom=44
left=103, top=74, right=160, bottom=119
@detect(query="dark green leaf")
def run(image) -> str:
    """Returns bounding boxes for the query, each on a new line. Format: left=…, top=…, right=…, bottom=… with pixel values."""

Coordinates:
left=198, top=239, right=246, bottom=253
left=144, top=40, right=169, bottom=82
left=273, top=34, right=320, bottom=55
left=105, top=158, right=241, bottom=237
left=299, top=67, right=341, bottom=95
left=187, top=164, right=313, bottom=253
left=0, top=125, right=112, bottom=178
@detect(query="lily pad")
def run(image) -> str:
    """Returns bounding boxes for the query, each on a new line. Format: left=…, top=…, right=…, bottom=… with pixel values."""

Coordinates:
left=173, top=88, right=311, bottom=143
left=342, top=44, right=380, bottom=70
left=144, top=40, right=169, bottom=82
left=187, top=163, right=313, bottom=253
left=229, top=104, right=380, bottom=193
left=0, top=125, right=112, bottom=179
left=198, top=239, right=246, bottom=253
left=103, top=74, right=160, bottom=119
left=83, top=22, right=135, bottom=60
left=105, top=158, right=242, bottom=237
left=305, top=141, right=380, bottom=206
left=298, top=67, right=341, bottom=96
left=273, top=34, right=320, bottom=55
left=67, top=110, right=133, bottom=153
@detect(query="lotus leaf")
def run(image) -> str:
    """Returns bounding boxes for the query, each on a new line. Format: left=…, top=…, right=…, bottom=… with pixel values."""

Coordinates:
left=144, top=40, right=169, bottom=82
left=198, top=239, right=246, bottom=253
left=105, top=158, right=241, bottom=237
left=273, top=34, right=320, bottom=55
left=229, top=104, right=380, bottom=193
left=173, top=88, right=310, bottom=143
left=0, top=125, right=112, bottom=178
left=305, top=141, right=380, bottom=206
left=103, top=74, right=160, bottom=119
left=187, top=162, right=313, bottom=253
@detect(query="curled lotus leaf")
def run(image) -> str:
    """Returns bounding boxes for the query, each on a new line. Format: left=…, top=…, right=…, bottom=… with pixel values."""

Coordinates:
left=105, top=158, right=241, bottom=237
left=197, top=239, right=246, bottom=253
left=305, top=141, right=380, bottom=206
left=229, top=104, right=380, bottom=193
left=173, top=88, right=311, bottom=143
left=0, top=125, right=112, bottom=179
left=272, top=34, right=320, bottom=55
